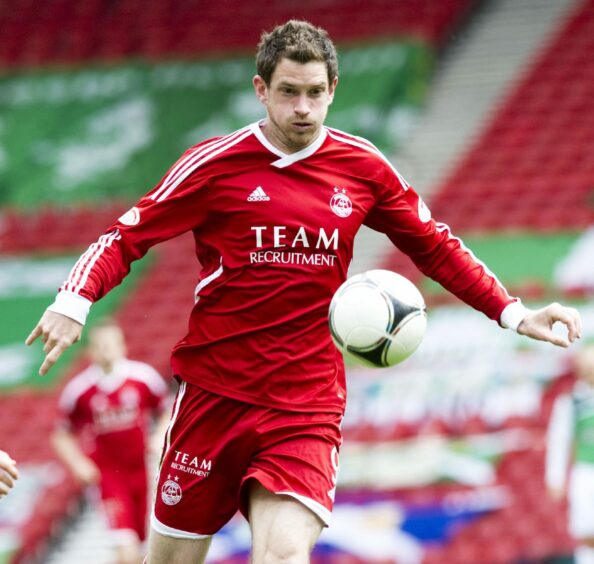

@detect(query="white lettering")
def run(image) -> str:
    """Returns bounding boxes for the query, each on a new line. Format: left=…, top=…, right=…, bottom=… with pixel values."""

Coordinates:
left=292, top=227, right=310, bottom=248
left=248, top=250, right=338, bottom=267
left=171, top=462, right=211, bottom=477
left=251, top=226, right=266, bottom=247
left=170, top=453, right=212, bottom=475
left=273, top=226, right=287, bottom=248
left=251, top=226, right=339, bottom=250
left=317, top=228, right=339, bottom=250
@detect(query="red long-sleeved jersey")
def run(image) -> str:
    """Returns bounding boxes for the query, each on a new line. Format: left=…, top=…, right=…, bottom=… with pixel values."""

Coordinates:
left=50, top=122, right=525, bottom=413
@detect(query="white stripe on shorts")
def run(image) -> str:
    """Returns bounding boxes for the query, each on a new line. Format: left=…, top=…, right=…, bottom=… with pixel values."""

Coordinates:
left=150, top=511, right=211, bottom=540
left=275, top=491, right=332, bottom=526
left=164, top=380, right=186, bottom=455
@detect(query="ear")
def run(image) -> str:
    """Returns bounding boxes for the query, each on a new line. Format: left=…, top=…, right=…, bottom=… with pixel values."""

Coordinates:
left=253, top=75, right=268, bottom=105
left=328, top=76, right=338, bottom=105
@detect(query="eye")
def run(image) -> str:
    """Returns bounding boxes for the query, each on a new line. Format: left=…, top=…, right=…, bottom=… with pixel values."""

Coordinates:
left=310, top=87, right=328, bottom=98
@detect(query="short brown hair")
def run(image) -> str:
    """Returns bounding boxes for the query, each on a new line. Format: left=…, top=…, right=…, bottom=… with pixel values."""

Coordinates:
left=256, top=20, right=339, bottom=85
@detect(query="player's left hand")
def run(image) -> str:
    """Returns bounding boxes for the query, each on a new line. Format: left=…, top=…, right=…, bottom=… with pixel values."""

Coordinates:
left=517, top=303, right=582, bottom=348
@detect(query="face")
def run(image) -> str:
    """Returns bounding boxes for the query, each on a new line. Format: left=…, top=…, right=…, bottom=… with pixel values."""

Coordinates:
left=88, top=326, right=126, bottom=368
left=253, top=58, right=337, bottom=154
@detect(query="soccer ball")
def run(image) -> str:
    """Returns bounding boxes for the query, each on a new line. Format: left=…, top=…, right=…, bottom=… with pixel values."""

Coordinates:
left=328, top=269, right=427, bottom=367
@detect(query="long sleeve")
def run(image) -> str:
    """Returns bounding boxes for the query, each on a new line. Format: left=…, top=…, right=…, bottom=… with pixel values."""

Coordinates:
left=365, top=171, right=527, bottom=329
left=46, top=145, right=216, bottom=324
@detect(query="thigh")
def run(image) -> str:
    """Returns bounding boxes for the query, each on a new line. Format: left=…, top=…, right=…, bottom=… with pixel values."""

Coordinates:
left=248, top=481, right=323, bottom=563
left=152, top=382, right=258, bottom=537
left=146, top=529, right=211, bottom=564
left=240, top=410, right=342, bottom=527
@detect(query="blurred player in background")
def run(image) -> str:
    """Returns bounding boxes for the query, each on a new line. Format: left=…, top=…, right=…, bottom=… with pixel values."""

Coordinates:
left=547, top=343, right=594, bottom=564
left=27, top=20, right=581, bottom=564
left=51, top=319, right=170, bottom=564
left=0, top=450, right=18, bottom=499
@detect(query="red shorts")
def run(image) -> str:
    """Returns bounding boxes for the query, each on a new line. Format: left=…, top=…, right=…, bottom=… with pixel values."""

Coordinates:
left=151, top=381, right=342, bottom=538
left=100, top=467, right=148, bottom=542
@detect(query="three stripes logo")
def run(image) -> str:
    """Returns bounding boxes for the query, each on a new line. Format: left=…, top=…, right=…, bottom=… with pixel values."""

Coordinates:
left=247, top=186, right=270, bottom=202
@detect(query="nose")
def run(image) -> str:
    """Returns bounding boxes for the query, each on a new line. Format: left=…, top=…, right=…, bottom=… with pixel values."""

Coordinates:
left=294, top=94, right=310, bottom=116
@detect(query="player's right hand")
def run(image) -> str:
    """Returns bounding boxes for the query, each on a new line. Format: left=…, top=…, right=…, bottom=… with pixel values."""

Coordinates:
left=25, top=310, right=83, bottom=376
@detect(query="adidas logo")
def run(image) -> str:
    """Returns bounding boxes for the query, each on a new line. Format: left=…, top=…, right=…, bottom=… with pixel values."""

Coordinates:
left=247, top=186, right=270, bottom=202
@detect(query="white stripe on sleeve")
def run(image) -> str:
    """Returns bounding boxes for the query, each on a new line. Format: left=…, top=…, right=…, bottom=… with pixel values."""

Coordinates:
left=151, top=127, right=252, bottom=202
left=62, top=230, right=121, bottom=294
left=326, top=127, right=410, bottom=190
left=435, top=222, right=513, bottom=303
left=72, top=230, right=121, bottom=294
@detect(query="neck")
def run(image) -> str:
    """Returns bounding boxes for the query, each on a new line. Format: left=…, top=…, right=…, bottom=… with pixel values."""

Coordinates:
left=98, top=360, right=116, bottom=374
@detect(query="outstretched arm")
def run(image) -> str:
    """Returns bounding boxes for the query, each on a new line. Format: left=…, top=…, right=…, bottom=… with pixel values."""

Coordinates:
left=365, top=174, right=582, bottom=346
left=517, top=303, right=582, bottom=347
left=25, top=142, right=217, bottom=377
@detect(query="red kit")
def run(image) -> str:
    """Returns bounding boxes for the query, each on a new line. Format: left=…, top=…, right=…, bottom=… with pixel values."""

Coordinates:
left=51, top=122, right=524, bottom=535
left=58, top=359, right=168, bottom=540
left=54, top=122, right=519, bottom=414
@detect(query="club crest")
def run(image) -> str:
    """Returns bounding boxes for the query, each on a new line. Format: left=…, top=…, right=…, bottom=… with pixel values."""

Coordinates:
left=330, top=187, right=352, bottom=218
left=161, top=477, right=182, bottom=506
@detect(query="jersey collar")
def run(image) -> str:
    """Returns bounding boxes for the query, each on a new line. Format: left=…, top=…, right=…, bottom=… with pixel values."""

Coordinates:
left=250, top=120, right=327, bottom=168
left=95, top=359, right=127, bottom=393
